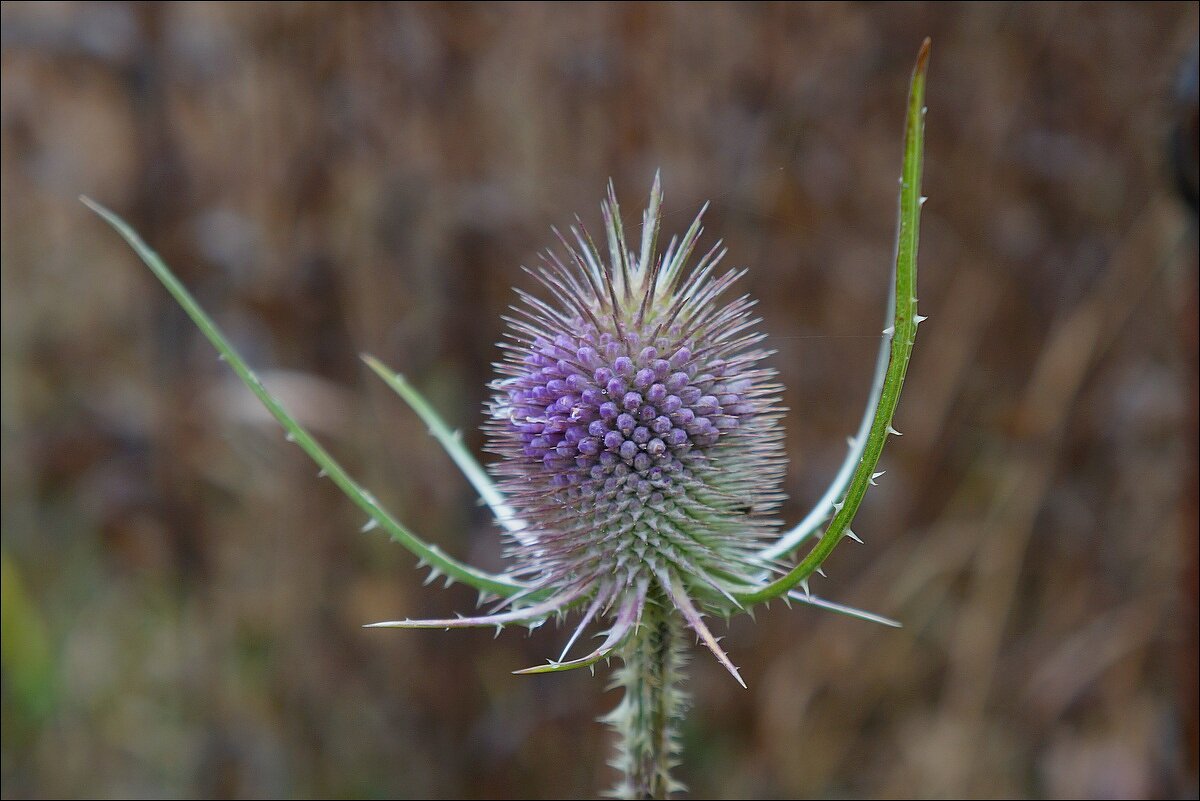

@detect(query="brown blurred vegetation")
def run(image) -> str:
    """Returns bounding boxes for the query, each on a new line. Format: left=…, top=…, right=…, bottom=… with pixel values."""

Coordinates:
left=2, top=3, right=1198, bottom=798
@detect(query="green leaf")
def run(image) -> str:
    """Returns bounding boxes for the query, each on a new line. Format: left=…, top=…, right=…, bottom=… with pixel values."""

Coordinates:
left=738, top=38, right=930, bottom=606
left=82, top=197, right=526, bottom=600
left=0, top=550, right=56, bottom=720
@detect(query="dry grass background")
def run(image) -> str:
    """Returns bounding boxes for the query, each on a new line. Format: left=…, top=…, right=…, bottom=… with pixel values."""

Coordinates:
left=2, top=3, right=1198, bottom=798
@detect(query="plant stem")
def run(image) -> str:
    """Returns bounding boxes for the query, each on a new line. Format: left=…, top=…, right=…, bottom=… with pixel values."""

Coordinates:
left=606, top=600, right=689, bottom=799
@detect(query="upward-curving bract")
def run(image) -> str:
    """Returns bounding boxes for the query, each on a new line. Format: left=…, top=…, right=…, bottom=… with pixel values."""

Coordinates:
left=80, top=196, right=529, bottom=601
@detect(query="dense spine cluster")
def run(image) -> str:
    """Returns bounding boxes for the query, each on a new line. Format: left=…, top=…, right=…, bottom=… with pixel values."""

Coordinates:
left=478, top=176, right=786, bottom=679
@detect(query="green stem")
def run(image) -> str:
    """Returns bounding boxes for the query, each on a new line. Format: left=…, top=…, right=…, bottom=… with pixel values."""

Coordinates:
left=605, top=602, right=689, bottom=799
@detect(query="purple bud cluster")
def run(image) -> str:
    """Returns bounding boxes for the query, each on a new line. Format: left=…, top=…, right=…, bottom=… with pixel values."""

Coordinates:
left=486, top=178, right=786, bottom=608
left=503, top=326, right=755, bottom=498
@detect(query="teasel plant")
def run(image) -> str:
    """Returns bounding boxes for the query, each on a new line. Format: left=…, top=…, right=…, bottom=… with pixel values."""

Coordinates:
left=84, top=39, right=930, bottom=800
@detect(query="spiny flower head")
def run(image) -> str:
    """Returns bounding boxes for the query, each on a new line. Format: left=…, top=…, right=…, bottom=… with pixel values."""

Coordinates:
left=477, top=175, right=786, bottom=682
left=89, top=39, right=928, bottom=798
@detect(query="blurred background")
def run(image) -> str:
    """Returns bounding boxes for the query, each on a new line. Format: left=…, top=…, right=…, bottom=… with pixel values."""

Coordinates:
left=2, top=3, right=1197, bottom=798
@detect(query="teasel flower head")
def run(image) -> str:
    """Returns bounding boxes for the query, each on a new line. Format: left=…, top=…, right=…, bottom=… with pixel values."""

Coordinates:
left=87, top=37, right=930, bottom=800
left=474, top=174, right=786, bottom=682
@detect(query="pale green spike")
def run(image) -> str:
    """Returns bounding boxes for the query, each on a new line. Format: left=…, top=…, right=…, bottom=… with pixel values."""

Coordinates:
left=83, top=197, right=526, bottom=600
left=787, top=591, right=902, bottom=628
left=512, top=647, right=618, bottom=676
left=360, top=354, right=529, bottom=542
left=637, top=169, right=663, bottom=279
left=735, top=38, right=929, bottom=606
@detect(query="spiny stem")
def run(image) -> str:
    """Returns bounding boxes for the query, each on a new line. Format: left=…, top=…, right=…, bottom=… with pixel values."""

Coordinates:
left=605, top=601, right=689, bottom=800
